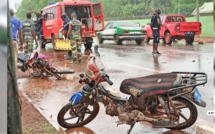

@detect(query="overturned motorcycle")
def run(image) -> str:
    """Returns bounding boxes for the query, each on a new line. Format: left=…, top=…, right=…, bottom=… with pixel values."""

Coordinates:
left=57, top=54, right=207, bottom=133
left=17, top=52, right=74, bottom=79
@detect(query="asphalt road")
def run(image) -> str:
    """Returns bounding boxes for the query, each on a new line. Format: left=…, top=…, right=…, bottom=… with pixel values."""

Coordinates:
left=18, top=39, right=214, bottom=134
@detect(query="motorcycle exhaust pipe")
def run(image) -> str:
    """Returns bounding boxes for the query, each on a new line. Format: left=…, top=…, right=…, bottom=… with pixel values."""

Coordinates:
left=43, top=67, right=62, bottom=79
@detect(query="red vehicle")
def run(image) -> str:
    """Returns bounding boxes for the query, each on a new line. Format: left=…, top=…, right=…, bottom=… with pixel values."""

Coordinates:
left=144, top=14, right=201, bottom=44
left=40, top=0, right=104, bottom=49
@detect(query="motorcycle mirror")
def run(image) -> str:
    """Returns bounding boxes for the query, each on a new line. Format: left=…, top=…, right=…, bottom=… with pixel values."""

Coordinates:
left=79, top=73, right=84, bottom=78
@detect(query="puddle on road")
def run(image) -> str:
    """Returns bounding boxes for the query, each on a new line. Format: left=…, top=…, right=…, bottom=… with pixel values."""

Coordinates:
left=17, top=42, right=213, bottom=134
left=65, top=127, right=95, bottom=134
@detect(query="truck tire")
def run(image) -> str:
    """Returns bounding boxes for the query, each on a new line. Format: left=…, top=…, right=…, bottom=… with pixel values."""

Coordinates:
left=186, top=36, right=194, bottom=45
left=144, top=35, right=150, bottom=43
left=114, top=35, right=122, bottom=45
left=164, top=33, right=172, bottom=44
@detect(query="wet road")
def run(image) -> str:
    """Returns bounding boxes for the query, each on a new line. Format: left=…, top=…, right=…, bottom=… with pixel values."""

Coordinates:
left=18, top=39, right=214, bottom=134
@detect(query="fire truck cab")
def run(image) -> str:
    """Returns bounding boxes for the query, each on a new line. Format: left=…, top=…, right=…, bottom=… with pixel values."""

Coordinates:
left=40, top=0, right=104, bottom=50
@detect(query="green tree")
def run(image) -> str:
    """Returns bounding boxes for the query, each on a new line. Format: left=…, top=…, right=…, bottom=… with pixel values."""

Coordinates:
left=15, top=0, right=213, bottom=21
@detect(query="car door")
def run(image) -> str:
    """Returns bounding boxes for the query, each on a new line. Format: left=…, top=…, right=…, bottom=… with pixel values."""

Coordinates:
left=92, top=2, right=104, bottom=31
left=109, top=22, right=117, bottom=39
left=102, top=22, right=114, bottom=39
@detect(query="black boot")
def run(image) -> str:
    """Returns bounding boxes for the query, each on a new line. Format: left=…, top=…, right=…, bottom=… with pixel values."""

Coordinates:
left=68, top=50, right=72, bottom=57
left=155, top=44, right=161, bottom=54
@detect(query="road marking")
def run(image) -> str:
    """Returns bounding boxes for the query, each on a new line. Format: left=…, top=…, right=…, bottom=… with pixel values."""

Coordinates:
left=120, top=63, right=164, bottom=73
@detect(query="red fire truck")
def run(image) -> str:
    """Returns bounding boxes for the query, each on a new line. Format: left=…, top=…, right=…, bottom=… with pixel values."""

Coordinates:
left=40, top=0, right=104, bottom=50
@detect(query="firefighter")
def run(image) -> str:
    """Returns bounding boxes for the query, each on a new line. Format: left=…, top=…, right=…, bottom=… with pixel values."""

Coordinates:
left=22, top=12, right=38, bottom=54
left=66, top=12, right=82, bottom=64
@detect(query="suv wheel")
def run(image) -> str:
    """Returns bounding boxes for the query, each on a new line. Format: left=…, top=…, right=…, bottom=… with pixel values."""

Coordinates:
left=114, top=35, right=122, bottom=45
left=164, top=33, right=172, bottom=44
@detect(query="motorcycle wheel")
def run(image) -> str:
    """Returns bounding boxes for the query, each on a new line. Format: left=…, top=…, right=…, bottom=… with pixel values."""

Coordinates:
left=47, top=65, right=62, bottom=79
left=163, top=97, right=198, bottom=130
left=57, top=102, right=100, bottom=128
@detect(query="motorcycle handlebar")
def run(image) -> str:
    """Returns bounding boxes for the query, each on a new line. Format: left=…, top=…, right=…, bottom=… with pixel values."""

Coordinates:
left=104, top=75, right=113, bottom=85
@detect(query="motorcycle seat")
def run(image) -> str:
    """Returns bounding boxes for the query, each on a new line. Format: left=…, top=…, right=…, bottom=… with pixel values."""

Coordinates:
left=18, top=53, right=29, bottom=63
left=120, top=73, right=181, bottom=96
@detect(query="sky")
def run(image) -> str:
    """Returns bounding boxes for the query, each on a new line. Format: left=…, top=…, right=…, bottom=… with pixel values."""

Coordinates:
left=9, top=0, right=22, bottom=11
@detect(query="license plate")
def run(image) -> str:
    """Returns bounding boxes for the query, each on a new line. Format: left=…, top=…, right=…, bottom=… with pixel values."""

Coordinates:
left=185, top=32, right=194, bottom=35
left=194, top=88, right=201, bottom=103
left=132, top=34, right=140, bottom=38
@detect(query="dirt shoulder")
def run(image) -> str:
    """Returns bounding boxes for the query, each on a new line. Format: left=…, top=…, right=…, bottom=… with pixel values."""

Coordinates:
left=194, top=37, right=213, bottom=43
left=19, top=92, right=59, bottom=134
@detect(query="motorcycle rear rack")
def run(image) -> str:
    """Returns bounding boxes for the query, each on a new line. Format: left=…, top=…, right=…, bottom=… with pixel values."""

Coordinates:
left=167, top=72, right=207, bottom=99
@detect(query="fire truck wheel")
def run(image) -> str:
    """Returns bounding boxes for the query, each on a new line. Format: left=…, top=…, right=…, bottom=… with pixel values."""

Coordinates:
left=84, top=43, right=92, bottom=50
left=144, top=35, right=150, bottom=43
left=41, top=41, right=46, bottom=48
left=51, top=35, right=56, bottom=49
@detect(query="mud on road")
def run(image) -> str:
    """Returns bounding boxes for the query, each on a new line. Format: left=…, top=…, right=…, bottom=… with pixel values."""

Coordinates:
left=17, top=37, right=214, bottom=134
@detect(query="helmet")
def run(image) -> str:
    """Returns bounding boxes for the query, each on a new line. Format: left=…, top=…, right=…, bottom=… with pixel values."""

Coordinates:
left=155, top=8, right=161, bottom=14
left=61, top=13, right=67, bottom=19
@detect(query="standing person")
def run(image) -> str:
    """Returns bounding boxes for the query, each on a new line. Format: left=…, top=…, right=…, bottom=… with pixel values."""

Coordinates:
left=151, top=8, right=162, bottom=54
left=35, top=11, right=42, bottom=40
left=61, top=13, right=72, bottom=60
left=22, top=12, right=38, bottom=54
left=66, top=12, right=82, bottom=64
left=10, top=8, right=23, bottom=67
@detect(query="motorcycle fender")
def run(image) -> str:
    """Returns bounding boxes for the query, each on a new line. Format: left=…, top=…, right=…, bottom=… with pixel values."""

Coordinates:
left=184, top=96, right=206, bottom=108
left=69, top=92, right=83, bottom=105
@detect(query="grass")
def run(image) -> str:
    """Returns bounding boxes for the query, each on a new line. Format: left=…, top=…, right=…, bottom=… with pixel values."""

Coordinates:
left=22, top=122, right=59, bottom=134
left=105, top=15, right=213, bottom=37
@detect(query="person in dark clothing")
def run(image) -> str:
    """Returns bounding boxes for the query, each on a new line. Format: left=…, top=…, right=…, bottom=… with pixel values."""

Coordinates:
left=61, top=13, right=72, bottom=60
left=151, top=8, right=162, bottom=54
left=29, top=10, right=43, bottom=48
left=36, top=13, right=42, bottom=40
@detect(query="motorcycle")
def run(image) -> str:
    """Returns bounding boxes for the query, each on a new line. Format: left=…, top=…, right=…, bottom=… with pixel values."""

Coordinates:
left=17, top=52, right=74, bottom=79
left=57, top=52, right=207, bottom=133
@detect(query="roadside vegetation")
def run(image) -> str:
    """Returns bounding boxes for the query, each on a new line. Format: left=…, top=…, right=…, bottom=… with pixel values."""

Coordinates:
left=22, top=123, right=59, bottom=134
left=20, top=94, right=58, bottom=134
left=15, top=0, right=212, bottom=21
left=15, top=0, right=213, bottom=37
left=105, top=15, right=213, bottom=37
